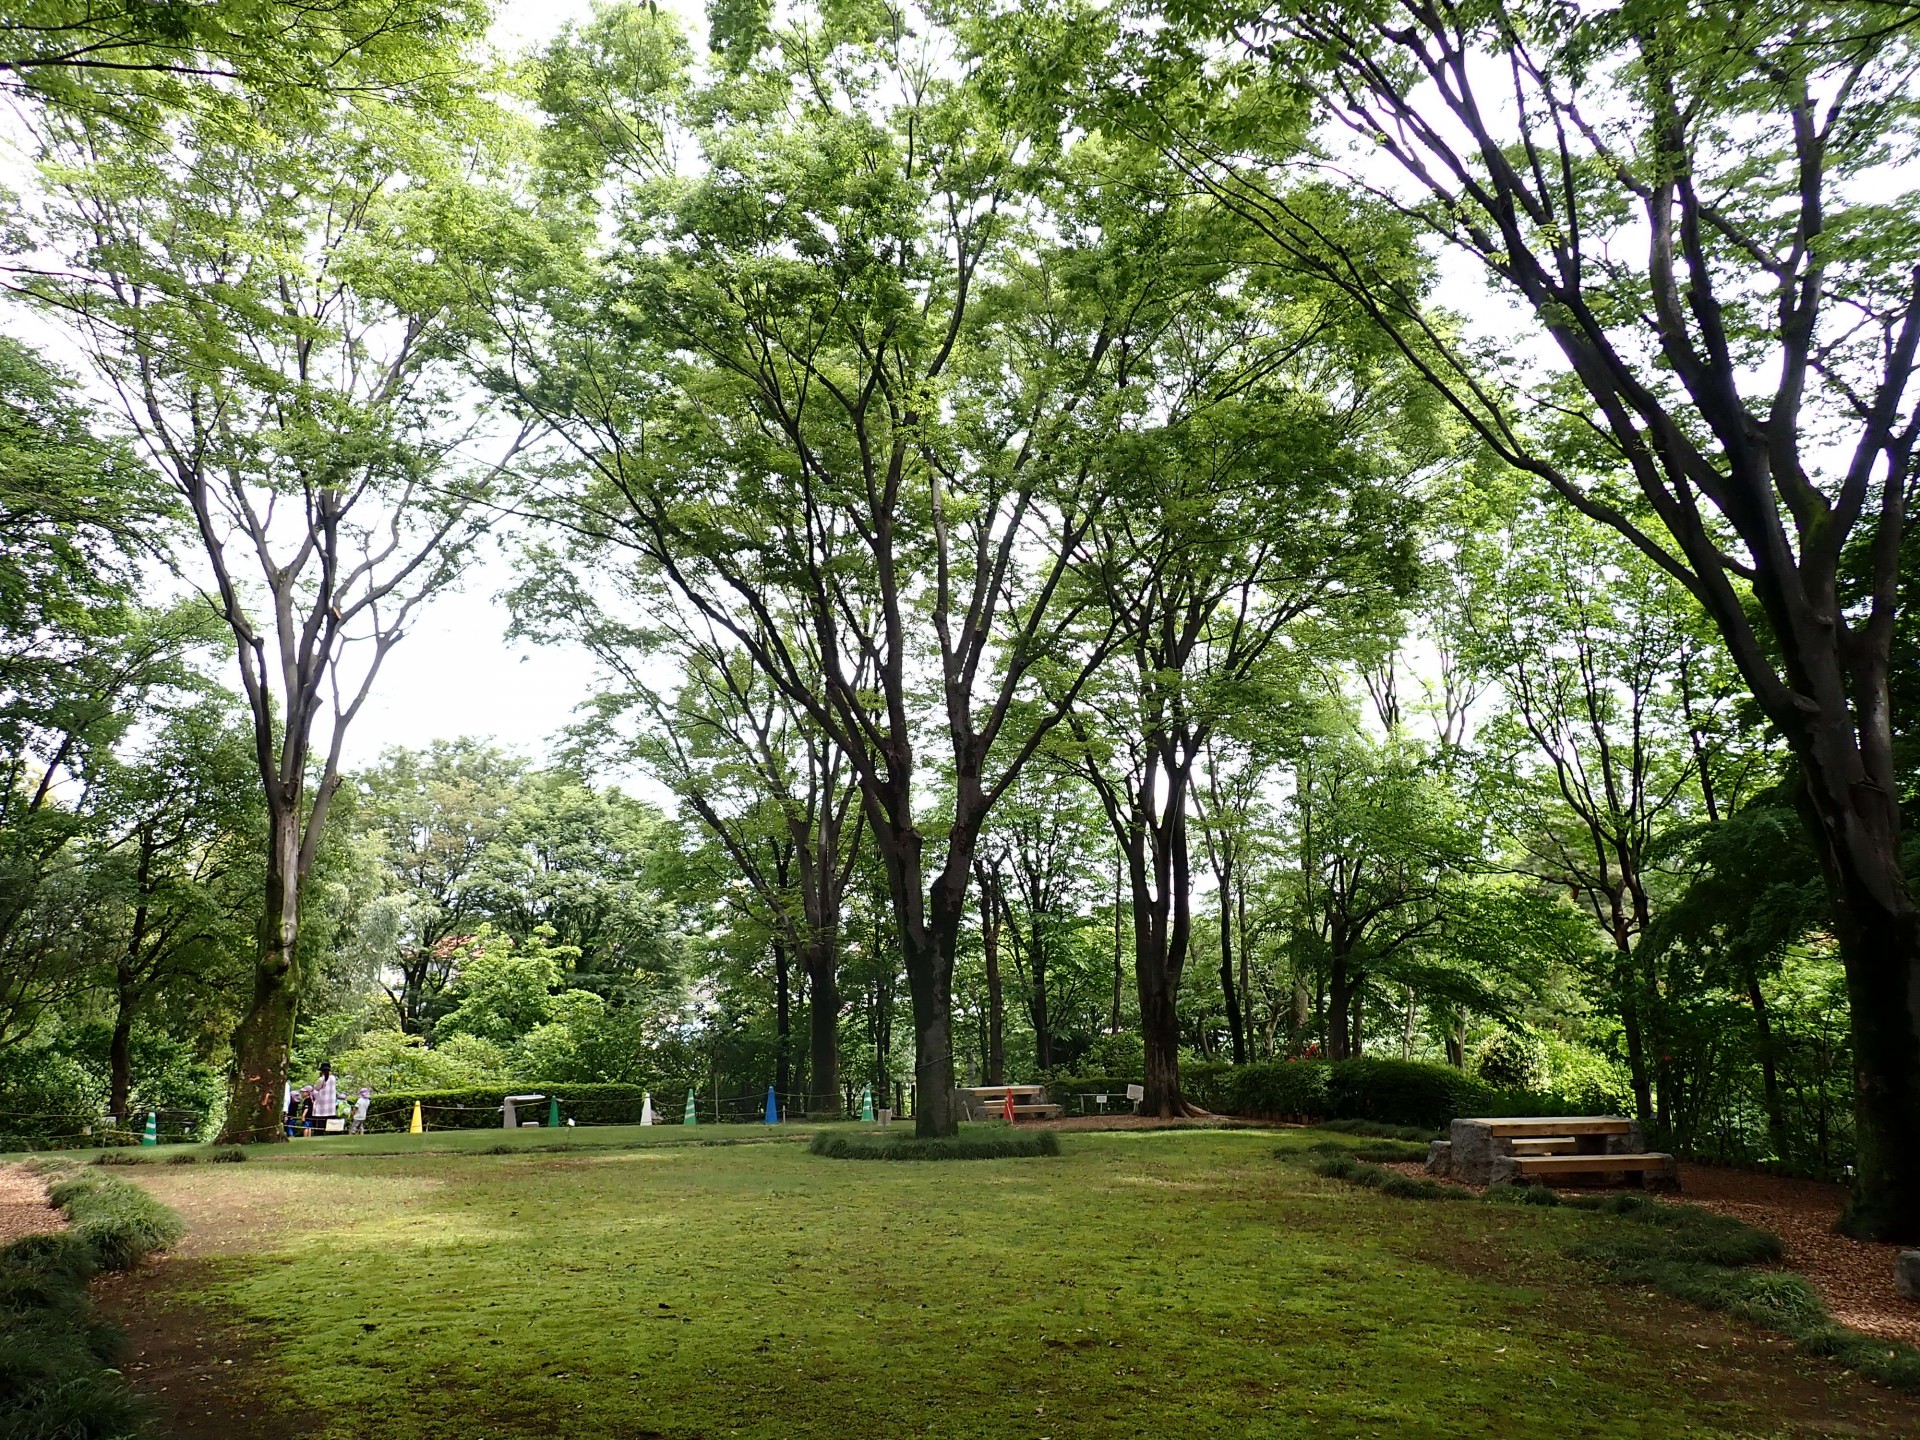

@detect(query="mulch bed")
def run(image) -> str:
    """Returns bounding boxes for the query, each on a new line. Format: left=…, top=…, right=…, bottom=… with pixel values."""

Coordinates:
left=1674, top=1162, right=1920, bottom=1347
left=0, top=1162, right=63, bottom=1246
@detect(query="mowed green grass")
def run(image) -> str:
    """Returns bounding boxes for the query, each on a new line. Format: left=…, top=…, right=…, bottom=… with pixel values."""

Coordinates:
left=116, top=1129, right=1920, bottom=1440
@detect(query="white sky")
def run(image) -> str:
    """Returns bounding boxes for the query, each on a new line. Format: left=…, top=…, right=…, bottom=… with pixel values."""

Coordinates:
left=349, top=0, right=655, bottom=771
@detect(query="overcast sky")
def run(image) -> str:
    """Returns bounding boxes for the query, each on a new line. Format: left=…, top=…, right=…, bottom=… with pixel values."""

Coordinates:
left=347, top=0, right=651, bottom=771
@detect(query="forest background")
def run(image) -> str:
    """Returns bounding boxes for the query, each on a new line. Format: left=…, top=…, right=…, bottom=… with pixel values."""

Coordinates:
left=0, top=0, right=1909, bottom=1234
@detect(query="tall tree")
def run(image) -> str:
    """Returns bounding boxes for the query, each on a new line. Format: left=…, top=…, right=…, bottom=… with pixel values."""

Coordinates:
left=1459, top=496, right=1766, bottom=1127
left=1117, top=0, right=1920, bottom=1238
left=90, top=698, right=261, bottom=1119
left=494, top=4, right=1208, bottom=1135
left=23, top=33, right=523, bottom=1140
left=561, top=630, right=863, bottom=1119
left=1064, top=265, right=1421, bottom=1113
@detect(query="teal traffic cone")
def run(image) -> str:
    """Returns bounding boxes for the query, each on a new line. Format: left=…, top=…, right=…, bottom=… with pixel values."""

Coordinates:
left=547, top=1095, right=561, bottom=1128
left=765, top=1085, right=778, bottom=1127
left=141, top=1111, right=157, bottom=1147
left=860, top=1085, right=874, bottom=1123
left=683, top=1088, right=698, bottom=1125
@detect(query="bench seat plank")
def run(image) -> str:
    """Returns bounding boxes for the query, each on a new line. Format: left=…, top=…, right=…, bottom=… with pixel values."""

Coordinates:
left=1476, top=1117, right=1631, bottom=1138
left=1510, top=1152, right=1672, bottom=1173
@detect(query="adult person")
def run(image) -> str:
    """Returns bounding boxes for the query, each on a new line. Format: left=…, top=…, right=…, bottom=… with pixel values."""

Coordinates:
left=309, top=1063, right=338, bottom=1135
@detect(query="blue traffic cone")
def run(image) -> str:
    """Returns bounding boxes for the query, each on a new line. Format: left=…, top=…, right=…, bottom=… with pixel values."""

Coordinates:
left=765, top=1085, right=778, bottom=1126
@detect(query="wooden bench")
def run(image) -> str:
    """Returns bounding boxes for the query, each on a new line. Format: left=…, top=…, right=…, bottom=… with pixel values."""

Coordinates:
left=1504, top=1151, right=1679, bottom=1192
left=959, top=1085, right=1063, bottom=1122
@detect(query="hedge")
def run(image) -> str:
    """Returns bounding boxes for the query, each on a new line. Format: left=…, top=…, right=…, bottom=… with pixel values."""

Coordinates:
left=1045, top=1057, right=1566, bottom=1132
left=810, top=1128, right=1060, bottom=1161
left=358, top=1083, right=655, bottom=1133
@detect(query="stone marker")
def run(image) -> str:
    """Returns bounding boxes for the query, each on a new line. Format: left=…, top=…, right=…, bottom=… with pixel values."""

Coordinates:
left=1897, top=1251, right=1920, bottom=1302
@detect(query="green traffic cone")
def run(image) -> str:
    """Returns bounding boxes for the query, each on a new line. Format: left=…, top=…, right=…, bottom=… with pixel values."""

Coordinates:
left=141, top=1111, right=157, bottom=1146
left=683, top=1088, right=697, bottom=1125
left=860, top=1085, right=874, bottom=1123
left=547, top=1095, right=560, bottom=1128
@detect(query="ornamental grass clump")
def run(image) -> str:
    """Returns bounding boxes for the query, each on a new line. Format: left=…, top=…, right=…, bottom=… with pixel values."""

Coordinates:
left=1, top=1171, right=183, bottom=1439
left=809, top=1128, right=1061, bottom=1161
left=46, top=1172, right=186, bottom=1271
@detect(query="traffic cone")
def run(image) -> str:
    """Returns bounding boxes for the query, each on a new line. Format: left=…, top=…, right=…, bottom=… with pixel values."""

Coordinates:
left=641, top=1092, right=655, bottom=1126
left=860, top=1085, right=874, bottom=1123
left=409, top=1101, right=424, bottom=1135
left=547, top=1096, right=561, bottom=1129
left=1002, top=1089, right=1016, bottom=1123
left=141, top=1111, right=158, bottom=1146
left=765, top=1085, right=778, bottom=1127
left=683, top=1088, right=697, bottom=1125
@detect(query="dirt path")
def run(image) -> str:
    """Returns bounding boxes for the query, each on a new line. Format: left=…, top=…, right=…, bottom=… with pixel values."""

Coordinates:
left=0, top=1161, right=62, bottom=1245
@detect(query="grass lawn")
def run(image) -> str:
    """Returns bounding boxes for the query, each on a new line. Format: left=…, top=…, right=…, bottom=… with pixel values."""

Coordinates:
left=94, top=1127, right=1920, bottom=1440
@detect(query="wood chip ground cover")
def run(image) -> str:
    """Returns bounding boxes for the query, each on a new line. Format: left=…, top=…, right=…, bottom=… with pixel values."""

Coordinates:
left=94, top=1127, right=1920, bottom=1440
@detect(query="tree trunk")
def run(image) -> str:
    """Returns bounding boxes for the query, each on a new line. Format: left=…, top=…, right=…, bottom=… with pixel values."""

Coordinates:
left=804, top=939, right=840, bottom=1118
left=1219, top=879, right=1246, bottom=1065
left=1621, top=985, right=1653, bottom=1127
left=773, top=936, right=791, bottom=1104
left=1796, top=783, right=1920, bottom=1240
left=219, top=809, right=301, bottom=1144
left=983, top=908, right=1004, bottom=1086
left=1132, top=844, right=1192, bottom=1116
left=1029, top=938, right=1052, bottom=1071
left=1741, top=964, right=1789, bottom=1162
left=108, top=984, right=135, bottom=1123
left=1327, top=950, right=1360, bottom=1062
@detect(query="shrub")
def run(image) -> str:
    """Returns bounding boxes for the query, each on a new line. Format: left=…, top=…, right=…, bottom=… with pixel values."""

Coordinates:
left=1324, top=1058, right=1493, bottom=1130
left=1475, top=1030, right=1547, bottom=1089
left=46, top=1173, right=185, bottom=1271
left=1214, top=1059, right=1332, bottom=1119
left=1314, top=1118, right=1442, bottom=1142
left=809, top=1128, right=1061, bottom=1161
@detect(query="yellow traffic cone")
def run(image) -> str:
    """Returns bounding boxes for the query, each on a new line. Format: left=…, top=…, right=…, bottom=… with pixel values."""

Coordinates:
left=409, top=1100, right=424, bottom=1135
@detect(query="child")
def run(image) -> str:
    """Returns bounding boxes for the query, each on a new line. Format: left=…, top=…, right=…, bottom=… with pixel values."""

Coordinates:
left=349, top=1087, right=372, bottom=1135
left=284, top=1087, right=302, bottom=1139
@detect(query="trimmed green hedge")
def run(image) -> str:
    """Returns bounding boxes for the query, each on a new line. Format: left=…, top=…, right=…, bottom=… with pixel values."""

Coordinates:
left=1049, top=1057, right=1559, bottom=1131
left=359, top=1083, right=654, bottom=1133
left=809, top=1127, right=1061, bottom=1161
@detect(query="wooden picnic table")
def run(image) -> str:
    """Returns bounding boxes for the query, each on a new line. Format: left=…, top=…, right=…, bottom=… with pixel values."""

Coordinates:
left=959, top=1084, right=1061, bottom=1120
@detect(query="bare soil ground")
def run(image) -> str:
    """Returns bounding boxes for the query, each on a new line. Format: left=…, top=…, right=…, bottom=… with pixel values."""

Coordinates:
left=0, top=1161, right=61, bottom=1245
